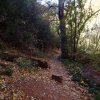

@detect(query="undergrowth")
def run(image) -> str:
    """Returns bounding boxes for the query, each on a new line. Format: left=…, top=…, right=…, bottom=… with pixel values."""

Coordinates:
left=62, top=59, right=100, bottom=100
left=15, top=57, right=38, bottom=73
left=0, top=66, right=13, bottom=76
left=88, top=53, right=100, bottom=71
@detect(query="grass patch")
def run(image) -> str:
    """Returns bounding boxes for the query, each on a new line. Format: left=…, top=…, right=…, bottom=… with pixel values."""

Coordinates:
left=15, top=57, right=38, bottom=73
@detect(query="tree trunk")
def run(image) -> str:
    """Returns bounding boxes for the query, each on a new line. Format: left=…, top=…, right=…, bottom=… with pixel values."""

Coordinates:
left=73, top=0, right=77, bottom=60
left=58, top=0, right=68, bottom=59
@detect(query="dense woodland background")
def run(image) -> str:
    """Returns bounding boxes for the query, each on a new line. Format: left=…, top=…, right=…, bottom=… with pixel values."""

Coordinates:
left=0, top=0, right=100, bottom=99
left=0, top=0, right=100, bottom=68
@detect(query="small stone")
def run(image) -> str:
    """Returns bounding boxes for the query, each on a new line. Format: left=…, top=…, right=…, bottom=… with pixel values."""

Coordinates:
left=52, top=74, right=63, bottom=83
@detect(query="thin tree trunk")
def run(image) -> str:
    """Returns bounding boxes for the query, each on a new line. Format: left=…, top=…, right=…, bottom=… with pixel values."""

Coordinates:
left=59, top=0, right=68, bottom=59
left=73, top=0, right=77, bottom=60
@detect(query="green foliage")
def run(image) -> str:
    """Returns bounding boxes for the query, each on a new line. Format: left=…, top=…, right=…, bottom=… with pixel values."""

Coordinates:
left=3, top=67, right=13, bottom=76
left=0, top=0, right=55, bottom=49
left=62, top=0, right=100, bottom=57
left=95, top=92, right=100, bottom=100
left=0, top=66, right=13, bottom=76
left=62, top=59, right=83, bottom=83
left=62, top=59, right=100, bottom=96
left=88, top=53, right=100, bottom=71
left=15, top=57, right=40, bottom=73
left=16, top=57, right=33, bottom=68
left=15, top=57, right=38, bottom=73
left=76, top=52, right=100, bottom=71
left=79, top=23, right=100, bottom=54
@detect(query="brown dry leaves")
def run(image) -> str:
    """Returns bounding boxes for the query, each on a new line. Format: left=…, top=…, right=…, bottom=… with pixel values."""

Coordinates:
left=0, top=49, right=94, bottom=100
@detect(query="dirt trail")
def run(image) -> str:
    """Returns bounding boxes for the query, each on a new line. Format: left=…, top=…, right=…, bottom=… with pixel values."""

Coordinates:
left=47, top=53, right=93, bottom=100
left=0, top=50, right=94, bottom=100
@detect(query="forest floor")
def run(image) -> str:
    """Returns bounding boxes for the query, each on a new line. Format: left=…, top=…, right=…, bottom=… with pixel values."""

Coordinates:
left=0, top=49, right=94, bottom=100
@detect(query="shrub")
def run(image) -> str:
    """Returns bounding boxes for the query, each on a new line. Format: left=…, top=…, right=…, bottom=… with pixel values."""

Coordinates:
left=15, top=57, right=32, bottom=68
left=0, top=66, right=13, bottom=76
left=0, top=0, right=56, bottom=49
left=4, top=67, right=13, bottom=76
left=15, top=57, right=38, bottom=69
left=62, top=59, right=100, bottom=96
left=95, top=92, right=100, bottom=100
